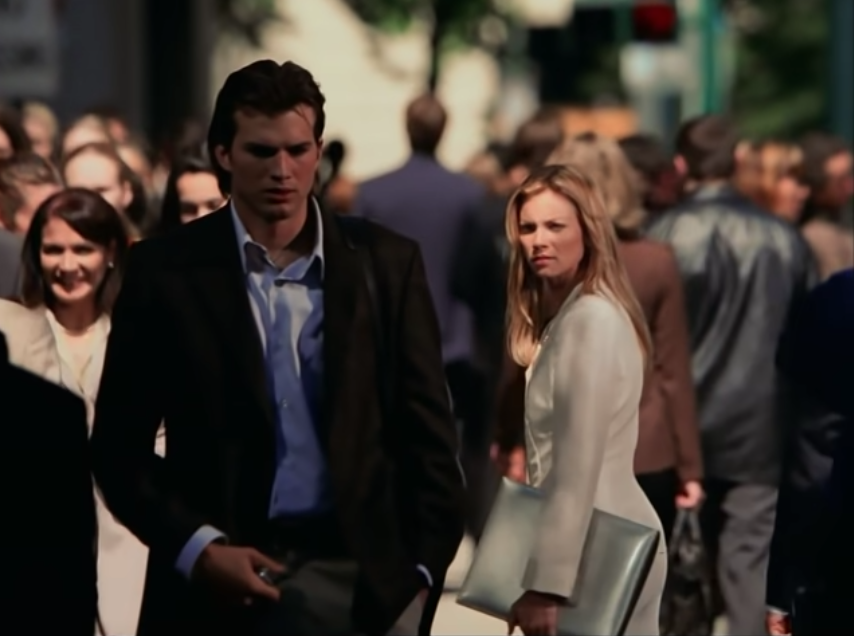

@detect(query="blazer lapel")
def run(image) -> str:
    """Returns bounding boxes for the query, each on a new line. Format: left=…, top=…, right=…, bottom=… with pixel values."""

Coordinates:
left=184, top=208, right=276, bottom=431
left=320, top=210, right=364, bottom=440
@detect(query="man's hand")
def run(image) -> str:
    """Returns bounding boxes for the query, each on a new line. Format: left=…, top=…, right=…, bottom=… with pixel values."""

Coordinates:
left=675, top=480, right=704, bottom=509
left=490, top=444, right=526, bottom=483
left=766, top=609, right=791, bottom=635
left=194, top=543, right=284, bottom=605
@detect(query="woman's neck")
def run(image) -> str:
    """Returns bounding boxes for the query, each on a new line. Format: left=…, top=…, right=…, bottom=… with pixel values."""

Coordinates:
left=542, top=276, right=579, bottom=321
left=51, top=301, right=99, bottom=334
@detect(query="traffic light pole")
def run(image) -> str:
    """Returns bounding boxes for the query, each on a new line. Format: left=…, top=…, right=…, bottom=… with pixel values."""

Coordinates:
left=829, top=0, right=853, bottom=145
left=699, top=0, right=719, bottom=113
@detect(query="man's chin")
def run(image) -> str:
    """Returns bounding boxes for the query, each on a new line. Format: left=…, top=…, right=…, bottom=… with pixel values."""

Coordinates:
left=258, top=204, right=298, bottom=222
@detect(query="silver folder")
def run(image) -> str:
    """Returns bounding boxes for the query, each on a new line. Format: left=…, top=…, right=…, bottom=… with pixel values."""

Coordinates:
left=457, top=477, right=660, bottom=636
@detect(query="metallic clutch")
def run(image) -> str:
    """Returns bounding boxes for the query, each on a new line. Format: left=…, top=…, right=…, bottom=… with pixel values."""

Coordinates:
left=457, top=477, right=660, bottom=636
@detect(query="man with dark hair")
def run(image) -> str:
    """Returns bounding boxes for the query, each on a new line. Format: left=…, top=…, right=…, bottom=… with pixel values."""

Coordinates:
left=618, top=133, right=681, bottom=214
left=91, top=60, right=465, bottom=635
left=797, top=132, right=853, bottom=279
left=352, top=93, right=489, bottom=543
left=647, top=114, right=817, bottom=636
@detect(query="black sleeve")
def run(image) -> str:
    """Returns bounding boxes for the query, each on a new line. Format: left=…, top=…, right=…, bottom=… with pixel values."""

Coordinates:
left=396, top=244, right=466, bottom=576
left=91, top=244, right=208, bottom=563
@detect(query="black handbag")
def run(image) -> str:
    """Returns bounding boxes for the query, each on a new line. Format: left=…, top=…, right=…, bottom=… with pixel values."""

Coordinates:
left=660, top=509, right=715, bottom=636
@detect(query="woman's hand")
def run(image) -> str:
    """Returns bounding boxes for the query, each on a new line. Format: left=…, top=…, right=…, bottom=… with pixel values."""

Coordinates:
left=508, top=590, right=560, bottom=635
left=675, top=479, right=704, bottom=509
left=490, top=443, right=526, bottom=483
left=765, top=609, right=791, bottom=635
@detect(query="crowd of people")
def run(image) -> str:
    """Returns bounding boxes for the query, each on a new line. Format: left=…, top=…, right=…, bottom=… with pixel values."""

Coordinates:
left=0, top=57, right=852, bottom=636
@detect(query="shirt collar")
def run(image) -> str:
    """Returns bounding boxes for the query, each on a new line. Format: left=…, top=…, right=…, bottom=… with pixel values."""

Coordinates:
left=230, top=198, right=325, bottom=277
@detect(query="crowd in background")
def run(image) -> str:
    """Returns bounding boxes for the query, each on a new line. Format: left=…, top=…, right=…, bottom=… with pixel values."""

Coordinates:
left=1, top=87, right=852, bottom=636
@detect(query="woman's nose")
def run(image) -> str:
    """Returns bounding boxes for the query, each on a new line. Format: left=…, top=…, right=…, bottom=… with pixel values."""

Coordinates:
left=532, top=228, right=548, bottom=248
left=58, top=252, right=78, bottom=271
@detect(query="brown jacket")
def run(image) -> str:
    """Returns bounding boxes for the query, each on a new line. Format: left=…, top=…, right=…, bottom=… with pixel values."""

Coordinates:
left=494, top=237, right=702, bottom=483
left=619, top=237, right=702, bottom=482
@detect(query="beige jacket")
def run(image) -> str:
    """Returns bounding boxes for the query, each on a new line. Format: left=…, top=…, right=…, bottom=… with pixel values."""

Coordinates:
left=522, top=286, right=664, bottom=601
left=0, top=299, right=62, bottom=381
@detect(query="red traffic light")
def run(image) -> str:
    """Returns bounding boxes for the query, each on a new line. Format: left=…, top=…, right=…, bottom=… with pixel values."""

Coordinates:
left=632, top=1, right=678, bottom=41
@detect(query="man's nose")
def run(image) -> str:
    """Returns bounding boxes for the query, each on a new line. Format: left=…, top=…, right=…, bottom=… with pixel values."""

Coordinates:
left=270, top=150, right=291, bottom=181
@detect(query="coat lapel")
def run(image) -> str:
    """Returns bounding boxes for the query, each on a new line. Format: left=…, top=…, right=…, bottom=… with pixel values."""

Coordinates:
left=320, top=210, right=364, bottom=439
left=184, top=208, right=276, bottom=432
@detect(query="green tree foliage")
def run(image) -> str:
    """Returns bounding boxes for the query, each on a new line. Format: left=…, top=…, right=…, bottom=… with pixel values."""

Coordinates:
left=343, top=0, right=501, bottom=89
left=728, top=0, right=829, bottom=138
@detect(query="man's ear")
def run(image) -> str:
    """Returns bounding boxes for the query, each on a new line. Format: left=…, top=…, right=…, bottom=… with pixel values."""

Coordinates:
left=214, top=145, right=232, bottom=173
left=673, top=155, right=688, bottom=178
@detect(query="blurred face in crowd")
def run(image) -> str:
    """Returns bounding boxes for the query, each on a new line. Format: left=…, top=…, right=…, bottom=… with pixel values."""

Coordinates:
left=63, top=150, right=132, bottom=215
left=106, top=118, right=130, bottom=144
left=40, top=216, right=114, bottom=307
left=649, top=166, right=682, bottom=211
left=11, top=180, right=62, bottom=235
left=518, top=188, right=585, bottom=285
left=62, top=124, right=110, bottom=156
left=118, top=144, right=154, bottom=191
left=820, top=151, right=854, bottom=209
left=773, top=175, right=810, bottom=222
left=24, top=118, right=54, bottom=160
left=176, top=171, right=226, bottom=224
left=0, top=128, right=12, bottom=160
left=215, top=105, right=323, bottom=222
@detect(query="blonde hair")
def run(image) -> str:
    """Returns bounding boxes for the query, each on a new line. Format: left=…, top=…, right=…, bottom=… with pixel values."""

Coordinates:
left=735, top=140, right=805, bottom=211
left=505, top=163, right=652, bottom=367
left=547, top=132, right=646, bottom=232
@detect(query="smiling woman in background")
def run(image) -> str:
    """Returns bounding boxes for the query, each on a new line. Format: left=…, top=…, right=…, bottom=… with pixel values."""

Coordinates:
left=155, top=142, right=227, bottom=235
left=7, top=188, right=151, bottom=635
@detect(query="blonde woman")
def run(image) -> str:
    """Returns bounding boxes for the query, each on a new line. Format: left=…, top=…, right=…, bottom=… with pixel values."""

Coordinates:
left=548, top=133, right=703, bottom=543
left=505, top=164, right=667, bottom=636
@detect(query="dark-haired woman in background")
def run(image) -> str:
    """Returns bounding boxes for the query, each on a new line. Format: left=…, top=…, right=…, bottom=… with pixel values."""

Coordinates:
left=155, top=143, right=226, bottom=234
left=9, top=188, right=152, bottom=635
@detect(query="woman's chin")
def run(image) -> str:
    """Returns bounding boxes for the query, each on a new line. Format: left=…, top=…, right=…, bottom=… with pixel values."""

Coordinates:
left=51, top=289, right=93, bottom=305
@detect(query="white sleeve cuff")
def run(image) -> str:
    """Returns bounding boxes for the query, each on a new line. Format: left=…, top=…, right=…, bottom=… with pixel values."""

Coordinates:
left=175, top=525, right=227, bottom=579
